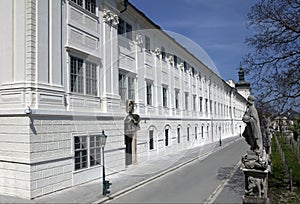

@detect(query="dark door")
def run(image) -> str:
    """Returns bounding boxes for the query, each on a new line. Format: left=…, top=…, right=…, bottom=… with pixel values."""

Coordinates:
left=125, top=134, right=132, bottom=165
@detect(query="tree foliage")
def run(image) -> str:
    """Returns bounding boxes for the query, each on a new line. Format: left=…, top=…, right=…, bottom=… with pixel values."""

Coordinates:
left=245, top=0, right=300, bottom=113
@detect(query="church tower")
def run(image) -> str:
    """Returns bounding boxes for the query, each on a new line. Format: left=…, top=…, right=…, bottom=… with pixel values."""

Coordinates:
left=235, top=63, right=251, bottom=99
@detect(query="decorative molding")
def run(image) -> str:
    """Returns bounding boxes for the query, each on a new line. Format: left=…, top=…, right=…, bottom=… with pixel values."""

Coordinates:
left=102, top=9, right=119, bottom=28
left=26, top=0, right=37, bottom=82
left=179, top=62, right=184, bottom=71
left=167, top=55, right=173, bottom=64
left=152, top=48, right=160, bottom=56
left=135, top=34, right=143, bottom=45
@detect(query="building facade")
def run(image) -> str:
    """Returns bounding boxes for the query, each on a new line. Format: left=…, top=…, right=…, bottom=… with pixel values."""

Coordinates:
left=0, top=0, right=248, bottom=199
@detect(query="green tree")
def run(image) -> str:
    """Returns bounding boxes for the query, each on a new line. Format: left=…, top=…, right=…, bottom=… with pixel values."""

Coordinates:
left=245, top=0, right=300, bottom=112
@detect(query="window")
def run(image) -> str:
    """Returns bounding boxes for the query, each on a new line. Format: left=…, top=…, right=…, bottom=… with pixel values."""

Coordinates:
left=71, top=0, right=83, bottom=7
left=161, top=46, right=166, bottom=61
left=85, top=0, right=96, bottom=14
left=205, top=99, right=208, bottom=113
left=174, top=55, right=178, bottom=67
left=71, top=0, right=96, bottom=14
left=89, top=135, right=101, bottom=167
left=118, top=18, right=132, bottom=40
left=118, top=18, right=125, bottom=35
left=70, top=56, right=98, bottom=95
left=177, top=127, right=180, bottom=143
left=86, top=62, right=97, bottom=96
left=201, top=126, right=204, bottom=138
left=165, top=129, right=169, bottom=146
left=187, top=127, right=190, bottom=141
left=175, top=90, right=179, bottom=109
left=146, top=83, right=152, bottom=105
left=184, top=61, right=187, bottom=72
left=128, top=77, right=135, bottom=100
left=192, top=67, right=195, bottom=76
left=199, top=97, right=203, bottom=112
left=74, top=134, right=103, bottom=171
left=145, top=36, right=151, bottom=52
left=210, top=100, right=213, bottom=113
left=214, top=101, right=217, bottom=115
left=70, top=56, right=84, bottom=94
left=74, top=136, right=88, bottom=170
left=193, top=95, right=196, bottom=111
left=119, top=73, right=135, bottom=101
left=162, top=87, right=168, bottom=107
left=149, top=130, right=154, bottom=150
left=119, top=73, right=126, bottom=100
left=185, top=93, right=189, bottom=110
left=195, top=127, right=198, bottom=140
left=126, top=23, right=132, bottom=40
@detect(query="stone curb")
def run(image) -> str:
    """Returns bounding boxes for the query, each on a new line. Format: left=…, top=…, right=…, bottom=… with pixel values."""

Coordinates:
left=93, top=137, right=242, bottom=204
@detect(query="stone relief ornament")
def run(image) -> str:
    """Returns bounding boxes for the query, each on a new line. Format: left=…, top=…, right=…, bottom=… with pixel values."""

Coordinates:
left=179, top=62, right=184, bottom=71
left=135, top=34, right=143, bottom=45
left=167, top=55, right=173, bottom=64
left=245, top=176, right=264, bottom=197
left=103, top=9, right=119, bottom=27
left=152, top=48, right=160, bottom=56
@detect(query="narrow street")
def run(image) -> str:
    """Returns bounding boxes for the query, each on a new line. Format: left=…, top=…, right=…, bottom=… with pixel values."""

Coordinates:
left=108, top=139, right=248, bottom=203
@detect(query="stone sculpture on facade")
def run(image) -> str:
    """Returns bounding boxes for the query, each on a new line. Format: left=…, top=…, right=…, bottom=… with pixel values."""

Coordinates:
left=124, top=100, right=141, bottom=165
left=241, top=95, right=270, bottom=204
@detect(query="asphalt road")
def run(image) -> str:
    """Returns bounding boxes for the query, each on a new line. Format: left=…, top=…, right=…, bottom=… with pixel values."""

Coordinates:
left=108, top=139, right=248, bottom=203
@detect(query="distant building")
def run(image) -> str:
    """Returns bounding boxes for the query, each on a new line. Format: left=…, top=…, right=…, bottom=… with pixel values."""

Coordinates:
left=235, top=65, right=251, bottom=99
left=0, top=0, right=247, bottom=199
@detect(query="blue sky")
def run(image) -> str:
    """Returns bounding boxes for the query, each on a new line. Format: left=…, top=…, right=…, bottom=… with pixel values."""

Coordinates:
left=129, top=0, right=257, bottom=82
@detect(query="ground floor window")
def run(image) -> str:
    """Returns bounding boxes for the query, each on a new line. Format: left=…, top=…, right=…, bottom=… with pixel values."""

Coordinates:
left=74, top=134, right=102, bottom=171
left=149, top=130, right=154, bottom=150
left=165, top=129, right=169, bottom=146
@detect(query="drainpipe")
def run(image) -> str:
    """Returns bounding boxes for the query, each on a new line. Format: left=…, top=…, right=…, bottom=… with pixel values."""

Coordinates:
left=120, top=0, right=128, bottom=13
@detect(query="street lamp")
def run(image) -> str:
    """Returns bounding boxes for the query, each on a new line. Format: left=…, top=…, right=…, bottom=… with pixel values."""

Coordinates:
left=100, top=130, right=111, bottom=196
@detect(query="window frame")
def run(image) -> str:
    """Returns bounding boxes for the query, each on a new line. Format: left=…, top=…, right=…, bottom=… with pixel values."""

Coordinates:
left=146, top=82, right=153, bottom=106
left=175, top=89, right=179, bottom=109
left=185, top=93, right=189, bottom=110
left=145, top=35, right=151, bottom=52
left=128, top=76, right=135, bottom=100
left=162, top=87, right=168, bottom=108
left=119, top=73, right=127, bottom=101
left=74, top=135, right=88, bottom=171
left=149, top=130, right=154, bottom=150
left=70, top=55, right=99, bottom=96
left=70, top=0, right=96, bottom=14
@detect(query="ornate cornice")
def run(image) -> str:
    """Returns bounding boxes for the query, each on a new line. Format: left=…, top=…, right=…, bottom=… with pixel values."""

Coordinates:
left=103, top=9, right=119, bottom=28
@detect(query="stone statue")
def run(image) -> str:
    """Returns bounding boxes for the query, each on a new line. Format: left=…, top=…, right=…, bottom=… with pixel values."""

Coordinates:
left=124, top=100, right=141, bottom=135
left=241, top=96, right=270, bottom=204
left=241, top=95, right=268, bottom=170
left=242, top=95, right=262, bottom=154
left=124, top=100, right=141, bottom=165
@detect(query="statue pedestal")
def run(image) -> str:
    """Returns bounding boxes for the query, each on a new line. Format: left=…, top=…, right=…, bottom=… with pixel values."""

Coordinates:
left=242, top=168, right=270, bottom=204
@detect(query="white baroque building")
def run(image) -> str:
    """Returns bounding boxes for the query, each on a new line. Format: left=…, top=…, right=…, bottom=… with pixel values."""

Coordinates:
left=0, top=0, right=248, bottom=199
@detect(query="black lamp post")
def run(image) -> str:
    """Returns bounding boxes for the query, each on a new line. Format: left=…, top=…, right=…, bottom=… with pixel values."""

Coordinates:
left=100, top=130, right=111, bottom=196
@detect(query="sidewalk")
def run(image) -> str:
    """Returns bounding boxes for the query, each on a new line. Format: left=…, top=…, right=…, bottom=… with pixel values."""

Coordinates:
left=1, top=136, right=244, bottom=204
